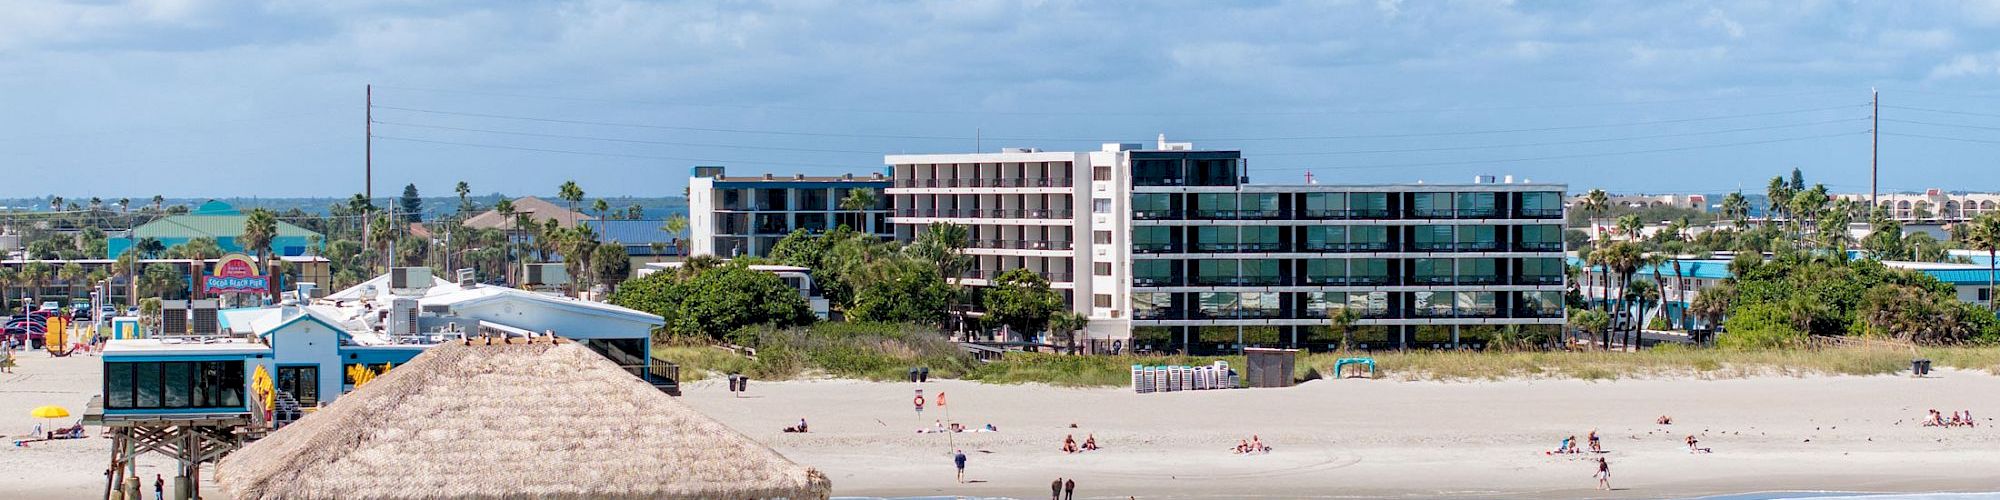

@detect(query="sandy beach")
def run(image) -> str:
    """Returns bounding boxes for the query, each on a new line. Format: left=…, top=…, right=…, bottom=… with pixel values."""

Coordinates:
left=4, top=348, right=1999, bottom=499
left=678, top=372, right=2000, bottom=499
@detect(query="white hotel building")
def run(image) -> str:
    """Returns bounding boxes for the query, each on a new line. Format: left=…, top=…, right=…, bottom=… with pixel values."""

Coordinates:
left=887, top=139, right=1568, bottom=354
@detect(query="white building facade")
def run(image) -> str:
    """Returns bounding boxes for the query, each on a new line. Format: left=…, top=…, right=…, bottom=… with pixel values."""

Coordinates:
left=687, top=166, right=893, bottom=258
left=889, top=140, right=1568, bottom=354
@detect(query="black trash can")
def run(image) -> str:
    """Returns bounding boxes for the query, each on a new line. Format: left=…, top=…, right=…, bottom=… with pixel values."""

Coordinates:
left=1913, top=359, right=1932, bottom=376
left=908, top=368, right=920, bottom=383
left=919, top=367, right=931, bottom=383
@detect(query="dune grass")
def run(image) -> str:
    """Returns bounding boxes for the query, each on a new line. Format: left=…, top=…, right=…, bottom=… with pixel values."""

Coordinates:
left=656, top=324, right=2000, bottom=387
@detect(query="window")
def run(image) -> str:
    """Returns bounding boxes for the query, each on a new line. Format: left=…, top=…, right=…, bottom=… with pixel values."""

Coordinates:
left=1302, top=192, right=1346, bottom=217
left=1094, top=231, right=1111, bottom=244
left=1242, top=193, right=1280, bottom=217
left=1188, top=158, right=1241, bottom=186
left=1352, top=258, right=1390, bottom=284
left=1132, top=226, right=1176, bottom=252
left=1305, top=259, right=1347, bottom=284
left=1239, top=292, right=1280, bottom=315
left=1194, top=226, right=1238, bottom=252
left=1982, top=288, right=1992, bottom=301
left=1240, top=226, right=1281, bottom=251
left=1093, top=198, right=1112, bottom=214
left=1241, top=259, right=1282, bottom=285
left=1094, top=262, right=1112, bottom=276
left=277, top=366, right=320, bottom=408
left=1132, top=193, right=1174, bottom=217
left=1350, top=226, right=1389, bottom=249
left=1349, top=193, right=1390, bottom=217
left=1132, top=159, right=1182, bottom=186
left=1413, top=258, right=1454, bottom=283
left=1457, top=291, right=1499, bottom=316
left=1413, top=225, right=1454, bottom=250
left=1131, top=292, right=1169, bottom=318
left=1522, top=258, right=1564, bottom=279
left=1303, top=226, right=1346, bottom=250
left=1198, top=292, right=1238, bottom=317
left=1520, top=192, right=1562, bottom=216
left=1459, top=258, right=1499, bottom=283
left=1413, top=291, right=1454, bottom=316
left=1093, top=166, right=1112, bottom=181
left=1455, top=192, right=1497, bottom=217
left=1305, top=291, right=1347, bottom=317
left=1133, top=260, right=1177, bottom=285
left=1456, top=225, right=1497, bottom=250
left=1095, top=294, right=1113, bottom=308
left=1194, top=193, right=1237, bottom=218
left=104, top=361, right=245, bottom=410
left=1412, top=193, right=1453, bottom=217
left=1195, top=259, right=1238, bottom=285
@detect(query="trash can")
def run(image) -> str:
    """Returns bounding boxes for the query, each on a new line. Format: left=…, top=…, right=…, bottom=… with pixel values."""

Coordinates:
left=919, top=367, right=930, bottom=383
left=1913, top=359, right=1932, bottom=376
left=908, top=368, right=920, bottom=383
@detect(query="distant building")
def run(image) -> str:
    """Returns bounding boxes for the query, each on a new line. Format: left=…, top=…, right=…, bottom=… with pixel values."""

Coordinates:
left=585, top=219, right=690, bottom=275
left=461, top=196, right=594, bottom=231
left=1568, top=193, right=1708, bottom=212
left=686, top=166, right=892, bottom=258
left=105, top=201, right=320, bottom=258
left=1834, top=190, right=2000, bottom=222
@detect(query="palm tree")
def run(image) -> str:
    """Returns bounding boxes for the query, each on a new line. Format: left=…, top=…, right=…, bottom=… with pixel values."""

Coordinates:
left=0, top=269, right=15, bottom=315
left=20, top=262, right=51, bottom=315
left=1327, top=307, right=1361, bottom=352
left=150, top=195, right=165, bottom=213
left=1765, top=176, right=1790, bottom=224
left=1615, top=214, right=1644, bottom=241
left=1047, top=311, right=1089, bottom=353
left=58, top=262, right=85, bottom=302
left=662, top=215, right=689, bottom=255
left=1689, top=282, right=1734, bottom=333
left=1968, top=212, right=2000, bottom=311
left=455, top=181, right=473, bottom=215
left=241, top=208, right=280, bottom=269
left=1720, top=192, right=1749, bottom=228
left=1581, top=189, right=1609, bottom=219
left=114, top=251, right=141, bottom=307
left=838, top=188, right=879, bottom=231
left=592, top=199, right=611, bottom=220
left=135, top=237, right=165, bottom=258
left=557, top=180, right=584, bottom=222
left=117, top=198, right=131, bottom=214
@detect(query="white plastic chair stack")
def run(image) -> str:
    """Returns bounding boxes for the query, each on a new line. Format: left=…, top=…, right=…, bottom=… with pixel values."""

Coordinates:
left=1152, top=366, right=1167, bottom=393
left=1180, top=366, right=1195, bottom=391
left=1131, top=364, right=1146, bottom=393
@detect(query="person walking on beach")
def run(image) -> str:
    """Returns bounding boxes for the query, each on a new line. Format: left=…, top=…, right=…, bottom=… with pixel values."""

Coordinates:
left=1064, top=477, right=1076, bottom=500
left=1594, top=457, right=1611, bottom=490
left=1051, top=477, right=1062, bottom=500
left=953, top=449, right=967, bottom=483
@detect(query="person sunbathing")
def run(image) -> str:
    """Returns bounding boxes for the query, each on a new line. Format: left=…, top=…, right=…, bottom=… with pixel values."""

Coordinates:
left=1249, top=435, right=1269, bottom=453
left=1549, top=435, right=1578, bottom=455
left=1587, top=430, right=1602, bottom=453
left=1951, top=412, right=1965, bottom=427
left=1925, top=409, right=1945, bottom=427
left=1657, top=415, right=1673, bottom=425
left=1966, top=410, right=1976, bottom=428
left=1233, top=439, right=1251, bottom=454
left=1082, top=434, right=1099, bottom=451
left=1685, top=435, right=1710, bottom=453
left=1062, top=434, right=1079, bottom=454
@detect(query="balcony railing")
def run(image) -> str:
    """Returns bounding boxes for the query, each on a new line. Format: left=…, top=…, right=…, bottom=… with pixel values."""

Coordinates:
left=1191, top=209, right=1286, bottom=220
left=894, top=178, right=1075, bottom=188
left=1188, top=276, right=1288, bottom=286
left=958, top=270, right=1073, bottom=282
left=1516, top=275, right=1565, bottom=286
left=1132, top=275, right=1185, bottom=287
left=1456, top=275, right=1504, bottom=285
left=1513, top=308, right=1565, bottom=319
left=1194, top=308, right=1286, bottom=319
left=1412, top=208, right=1501, bottom=219
left=1514, top=242, right=1564, bottom=252
left=1132, top=308, right=1185, bottom=320
left=1516, top=208, right=1565, bottom=219
left=1409, top=242, right=1501, bottom=252
left=969, top=239, right=1074, bottom=251
left=1409, top=275, right=1456, bottom=285
left=1300, top=275, right=1399, bottom=286
left=1299, top=241, right=1398, bottom=253
left=1133, top=242, right=1182, bottom=254
left=1133, top=209, right=1183, bottom=220
left=1298, top=208, right=1395, bottom=220
left=894, top=209, right=1074, bottom=219
left=1190, top=242, right=1285, bottom=253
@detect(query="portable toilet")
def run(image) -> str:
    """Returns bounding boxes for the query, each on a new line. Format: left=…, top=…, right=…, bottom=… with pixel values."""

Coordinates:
left=111, top=316, right=143, bottom=339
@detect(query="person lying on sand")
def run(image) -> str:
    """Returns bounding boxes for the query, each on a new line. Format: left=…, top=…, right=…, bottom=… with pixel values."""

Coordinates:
left=1685, top=435, right=1710, bottom=454
left=783, top=418, right=809, bottom=433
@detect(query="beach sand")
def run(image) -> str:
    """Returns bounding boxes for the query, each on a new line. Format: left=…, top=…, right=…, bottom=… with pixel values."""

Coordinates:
left=4, top=348, right=1999, bottom=499
left=678, top=371, right=2000, bottom=499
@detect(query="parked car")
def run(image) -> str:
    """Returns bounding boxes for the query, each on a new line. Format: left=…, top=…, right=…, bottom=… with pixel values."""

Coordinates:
left=3, top=319, right=47, bottom=349
left=37, top=301, right=60, bottom=312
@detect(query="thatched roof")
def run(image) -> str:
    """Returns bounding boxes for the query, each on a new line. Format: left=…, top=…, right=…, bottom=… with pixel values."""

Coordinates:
left=218, top=338, right=830, bottom=500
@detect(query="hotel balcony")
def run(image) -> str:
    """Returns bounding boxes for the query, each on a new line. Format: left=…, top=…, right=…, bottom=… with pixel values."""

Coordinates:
left=1132, top=275, right=1186, bottom=287
left=1299, top=242, right=1399, bottom=253
left=1513, top=241, right=1565, bottom=252
left=1298, top=275, right=1400, bottom=286
left=1515, top=275, right=1565, bottom=286
left=958, top=269, right=1074, bottom=283
left=1411, top=208, right=1502, bottom=219
left=1190, top=209, right=1288, bottom=221
left=1297, top=208, right=1396, bottom=220
left=1187, top=275, right=1288, bottom=287
left=895, top=208, right=1074, bottom=219
left=1192, top=308, right=1287, bottom=320
left=1516, top=208, right=1565, bottom=219
left=1132, top=242, right=1183, bottom=254
left=1408, top=242, right=1501, bottom=252
left=893, top=178, right=1075, bottom=188
left=967, top=239, right=1074, bottom=251
left=1132, top=209, right=1184, bottom=221
left=1189, top=242, right=1285, bottom=253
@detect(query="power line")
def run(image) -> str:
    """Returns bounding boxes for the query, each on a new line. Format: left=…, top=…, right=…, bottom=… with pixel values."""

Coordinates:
left=1258, top=117, right=1866, bottom=156
left=1880, top=132, right=2000, bottom=145
left=372, top=121, right=889, bottom=154
left=378, top=84, right=1856, bottom=116
left=1880, top=105, right=2000, bottom=119
left=371, top=135, right=868, bottom=169
left=1261, top=130, right=1866, bottom=171
left=1879, top=117, right=2000, bottom=132
left=374, top=103, right=1864, bottom=143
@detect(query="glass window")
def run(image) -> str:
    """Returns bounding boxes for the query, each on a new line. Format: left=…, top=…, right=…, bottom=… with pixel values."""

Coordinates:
left=1093, top=166, right=1112, bottom=181
left=798, top=188, right=830, bottom=211
left=1303, top=226, right=1345, bottom=250
left=1303, top=192, right=1346, bottom=216
left=1456, top=192, right=1497, bottom=216
left=1243, top=194, right=1279, bottom=216
left=163, top=362, right=192, bottom=408
left=1198, top=292, right=1237, bottom=317
left=1456, top=225, right=1497, bottom=249
left=1195, top=193, right=1237, bottom=218
left=106, top=363, right=135, bottom=408
left=1413, top=258, right=1454, bottom=281
left=1241, top=259, right=1282, bottom=284
left=1521, top=192, right=1562, bottom=215
left=1305, top=259, right=1347, bottom=283
left=1131, top=292, right=1168, bottom=317
left=1194, top=226, right=1238, bottom=251
left=1350, top=193, right=1389, bottom=216
left=1239, top=292, right=1280, bottom=315
left=1093, top=198, right=1112, bottom=214
left=1094, top=294, right=1113, bottom=307
left=1413, top=225, right=1453, bottom=249
left=1132, top=193, right=1173, bottom=213
left=1133, top=159, right=1182, bottom=186
left=1195, top=260, right=1237, bottom=284
left=1458, top=291, right=1499, bottom=316
left=1352, top=258, right=1390, bottom=283
left=1414, top=291, right=1455, bottom=316
left=1520, top=224, right=1562, bottom=243
left=1520, top=291, right=1563, bottom=316
left=1094, top=231, right=1112, bottom=244
left=1349, top=292, right=1386, bottom=315
left=135, top=363, right=162, bottom=408
left=1522, top=257, right=1564, bottom=277
left=1241, top=226, right=1281, bottom=250
left=1305, top=291, right=1347, bottom=317
left=1189, top=158, right=1240, bottom=186
left=1134, top=260, right=1177, bottom=285
left=1132, top=226, right=1175, bottom=252
left=1413, top=193, right=1452, bottom=217
left=1350, top=226, right=1389, bottom=248
left=1094, top=262, right=1112, bottom=276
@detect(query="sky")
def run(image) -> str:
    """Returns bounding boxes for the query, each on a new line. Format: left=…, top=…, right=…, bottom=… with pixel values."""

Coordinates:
left=6, top=0, right=2000, bottom=200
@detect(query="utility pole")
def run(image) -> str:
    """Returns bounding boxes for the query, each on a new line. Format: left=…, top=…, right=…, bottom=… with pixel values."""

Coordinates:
left=1871, top=88, right=1879, bottom=211
left=363, top=84, right=374, bottom=268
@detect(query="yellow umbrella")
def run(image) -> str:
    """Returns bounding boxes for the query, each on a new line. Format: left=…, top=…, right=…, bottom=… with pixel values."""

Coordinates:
left=30, top=405, right=69, bottom=419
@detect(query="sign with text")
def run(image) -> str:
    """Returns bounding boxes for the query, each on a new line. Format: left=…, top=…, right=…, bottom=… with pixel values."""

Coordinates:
left=202, top=254, right=269, bottom=295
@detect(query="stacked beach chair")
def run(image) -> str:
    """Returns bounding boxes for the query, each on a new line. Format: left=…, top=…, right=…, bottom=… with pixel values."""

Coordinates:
left=1129, top=363, right=1244, bottom=393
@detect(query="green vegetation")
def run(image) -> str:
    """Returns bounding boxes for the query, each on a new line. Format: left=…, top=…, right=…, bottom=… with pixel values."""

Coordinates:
left=610, top=261, right=816, bottom=342
left=656, top=322, right=974, bottom=381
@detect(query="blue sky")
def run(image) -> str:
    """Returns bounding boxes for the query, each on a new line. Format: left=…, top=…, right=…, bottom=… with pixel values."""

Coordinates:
left=6, top=0, right=2000, bottom=199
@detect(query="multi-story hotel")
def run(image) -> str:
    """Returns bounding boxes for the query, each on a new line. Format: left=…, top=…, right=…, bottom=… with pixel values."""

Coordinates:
left=1833, top=189, right=2000, bottom=222
left=686, top=166, right=893, bottom=258
left=886, top=139, right=1568, bottom=354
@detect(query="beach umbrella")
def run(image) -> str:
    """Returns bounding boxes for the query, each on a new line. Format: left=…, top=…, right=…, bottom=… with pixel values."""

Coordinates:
left=30, top=405, right=69, bottom=419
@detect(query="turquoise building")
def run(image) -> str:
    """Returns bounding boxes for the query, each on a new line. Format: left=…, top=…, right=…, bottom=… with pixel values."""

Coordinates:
left=106, top=201, right=320, bottom=258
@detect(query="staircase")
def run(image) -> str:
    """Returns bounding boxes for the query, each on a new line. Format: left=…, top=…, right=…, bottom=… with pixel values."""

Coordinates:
left=271, top=391, right=304, bottom=428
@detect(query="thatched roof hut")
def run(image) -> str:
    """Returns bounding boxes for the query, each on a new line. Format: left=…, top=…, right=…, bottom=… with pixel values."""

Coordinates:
left=218, top=338, right=830, bottom=499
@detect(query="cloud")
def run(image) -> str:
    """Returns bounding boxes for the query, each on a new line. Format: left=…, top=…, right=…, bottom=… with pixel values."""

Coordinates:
left=1701, top=7, right=1745, bottom=39
left=1929, top=51, right=2000, bottom=79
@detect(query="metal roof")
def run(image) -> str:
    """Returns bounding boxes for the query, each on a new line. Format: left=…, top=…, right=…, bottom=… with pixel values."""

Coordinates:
left=585, top=219, right=680, bottom=245
left=128, top=214, right=318, bottom=240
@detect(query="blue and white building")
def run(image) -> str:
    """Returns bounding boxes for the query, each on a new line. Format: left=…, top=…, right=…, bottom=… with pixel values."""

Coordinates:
left=687, top=166, right=893, bottom=258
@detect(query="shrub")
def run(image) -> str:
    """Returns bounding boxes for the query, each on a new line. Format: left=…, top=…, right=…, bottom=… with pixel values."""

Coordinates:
left=1720, top=303, right=1806, bottom=349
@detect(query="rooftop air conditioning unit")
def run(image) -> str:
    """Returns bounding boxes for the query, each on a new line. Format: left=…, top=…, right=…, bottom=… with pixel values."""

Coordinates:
left=189, top=299, right=219, bottom=336
left=521, top=263, right=570, bottom=287
left=390, top=267, right=434, bottom=294
left=160, top=300, right=189, bottom=336
left=456, top=268, right=477, bottom=287
left=388, top=298, right=419, bottom=338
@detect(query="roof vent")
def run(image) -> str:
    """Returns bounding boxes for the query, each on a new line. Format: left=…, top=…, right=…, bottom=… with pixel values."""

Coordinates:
left=1001, top=147, right=1040, bottom=153
left=794, top=173, right=806, bottom=180
left=842, top=173, right=854, bottom=180
left=763, top=173, right=775, bottom=180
